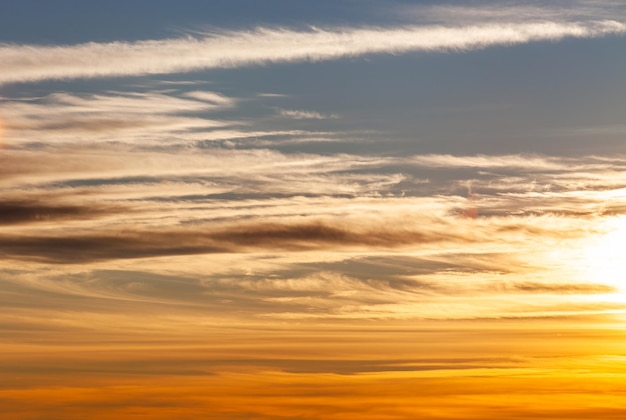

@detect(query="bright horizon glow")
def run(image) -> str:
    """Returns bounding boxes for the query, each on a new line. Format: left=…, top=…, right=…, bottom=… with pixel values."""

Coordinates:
left=578, top=216, right=626, bottom=293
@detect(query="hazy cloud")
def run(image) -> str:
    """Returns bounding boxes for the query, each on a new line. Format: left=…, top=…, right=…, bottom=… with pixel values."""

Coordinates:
left=394, top=1, right=626, bottom=25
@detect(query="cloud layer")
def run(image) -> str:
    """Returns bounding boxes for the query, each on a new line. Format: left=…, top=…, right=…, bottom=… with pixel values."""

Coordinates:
left=3, top=3, right=626, bottom=419
left=3, top=140, right=626, bottom=321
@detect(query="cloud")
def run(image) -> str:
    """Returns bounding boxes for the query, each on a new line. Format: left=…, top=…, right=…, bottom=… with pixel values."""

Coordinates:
left=279, top=109, right=339, bottom=120
left=409, top=154, right=617, bottom=171
left=5, top=147, right=626, bottom=231
left=0, top=20, right=624, bottom=84
left=0, top=90, right=352, bottom=149
left=258, top=93, right=288, bottom=98
left=2, top=147, right=626, bottom=321
left=0, top=218, right=460, bottom=263
left=509, top=281, right=616, bottom=294
left=0, top=90, right=236, bottom=146
left=394, top=1, right=626, bottom=26
left=0, top=199, right=126, bottom=225
left=0, top=210, right=598, bottom=264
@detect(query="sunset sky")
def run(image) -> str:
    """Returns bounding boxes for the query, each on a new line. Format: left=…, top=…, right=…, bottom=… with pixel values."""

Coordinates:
left=2, top=1, right=626, bottom=419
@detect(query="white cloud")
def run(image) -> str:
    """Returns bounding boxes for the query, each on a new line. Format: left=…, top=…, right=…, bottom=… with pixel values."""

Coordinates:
left=0, top=20, right=624, bottom=84
left=279, top=108, right=339, bottom=120
left=258, top=93, right=288, bottom=98
left=182, top=91, right=234, bottom=105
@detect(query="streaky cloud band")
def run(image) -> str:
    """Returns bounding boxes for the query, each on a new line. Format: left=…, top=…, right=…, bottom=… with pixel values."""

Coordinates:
left=0, top=20, right=624, bottom=84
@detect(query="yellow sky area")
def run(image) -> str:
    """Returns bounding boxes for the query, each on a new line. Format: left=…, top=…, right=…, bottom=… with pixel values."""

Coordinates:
left=3, top=356, right=626, bottom=419
left=3, top=318, right=626, bottom=419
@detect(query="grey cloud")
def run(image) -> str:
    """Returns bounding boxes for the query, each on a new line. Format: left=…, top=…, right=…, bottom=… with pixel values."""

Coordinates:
left=510, top=281, right=616, bottom=294
left=0, top=233, right=228, bottom=264
left=0, top=222, right=450, bottom=264
left=6, top=117, right=160, bottom=133
left=0, top=199, right=127, bottom=225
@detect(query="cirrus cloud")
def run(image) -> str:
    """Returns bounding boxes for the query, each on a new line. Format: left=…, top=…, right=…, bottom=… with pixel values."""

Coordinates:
left=0, top=20, right=624, bottom=85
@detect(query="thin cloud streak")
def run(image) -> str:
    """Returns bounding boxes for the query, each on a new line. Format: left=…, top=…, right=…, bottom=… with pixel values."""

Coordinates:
left=0, top=199, right=127, bottom=225
left=394, top=0, right=626, bottom=26
left=279, top=109, right=339, bottom=120
left=0, top=20, right=624, bottom=84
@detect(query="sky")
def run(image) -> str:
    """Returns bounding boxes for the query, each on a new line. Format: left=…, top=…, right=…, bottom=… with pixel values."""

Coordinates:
left=2, top=1, right=626, bottom=418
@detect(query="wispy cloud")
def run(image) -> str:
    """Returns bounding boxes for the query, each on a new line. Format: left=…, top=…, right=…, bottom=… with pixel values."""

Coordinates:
left=391, top=0, right=626, bottom=25
left=1, top=20, right=624, bottom=84
left=0, top=90, right=237, bottom=146
left=0, top=89, right=350, bottom=150
left=279, top=109, right=339, bottom=120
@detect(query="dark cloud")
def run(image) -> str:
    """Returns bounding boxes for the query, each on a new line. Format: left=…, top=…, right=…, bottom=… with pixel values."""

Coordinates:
left=6, top=118, right=157, bottom=133
left=0, top=199, right=126, bottom=225
left=0, top=233, right=227, bottom=263
left=210, top=222, right=444, bottom=247
left=0, top=355, right=514, bottom=377
left=0, top=220, right=473, bottom=264
left=511, top=281, right=616, bottom=294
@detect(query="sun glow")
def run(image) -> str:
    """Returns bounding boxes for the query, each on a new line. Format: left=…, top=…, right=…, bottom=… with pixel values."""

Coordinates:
left=579, top=216, right=626, bottom=292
